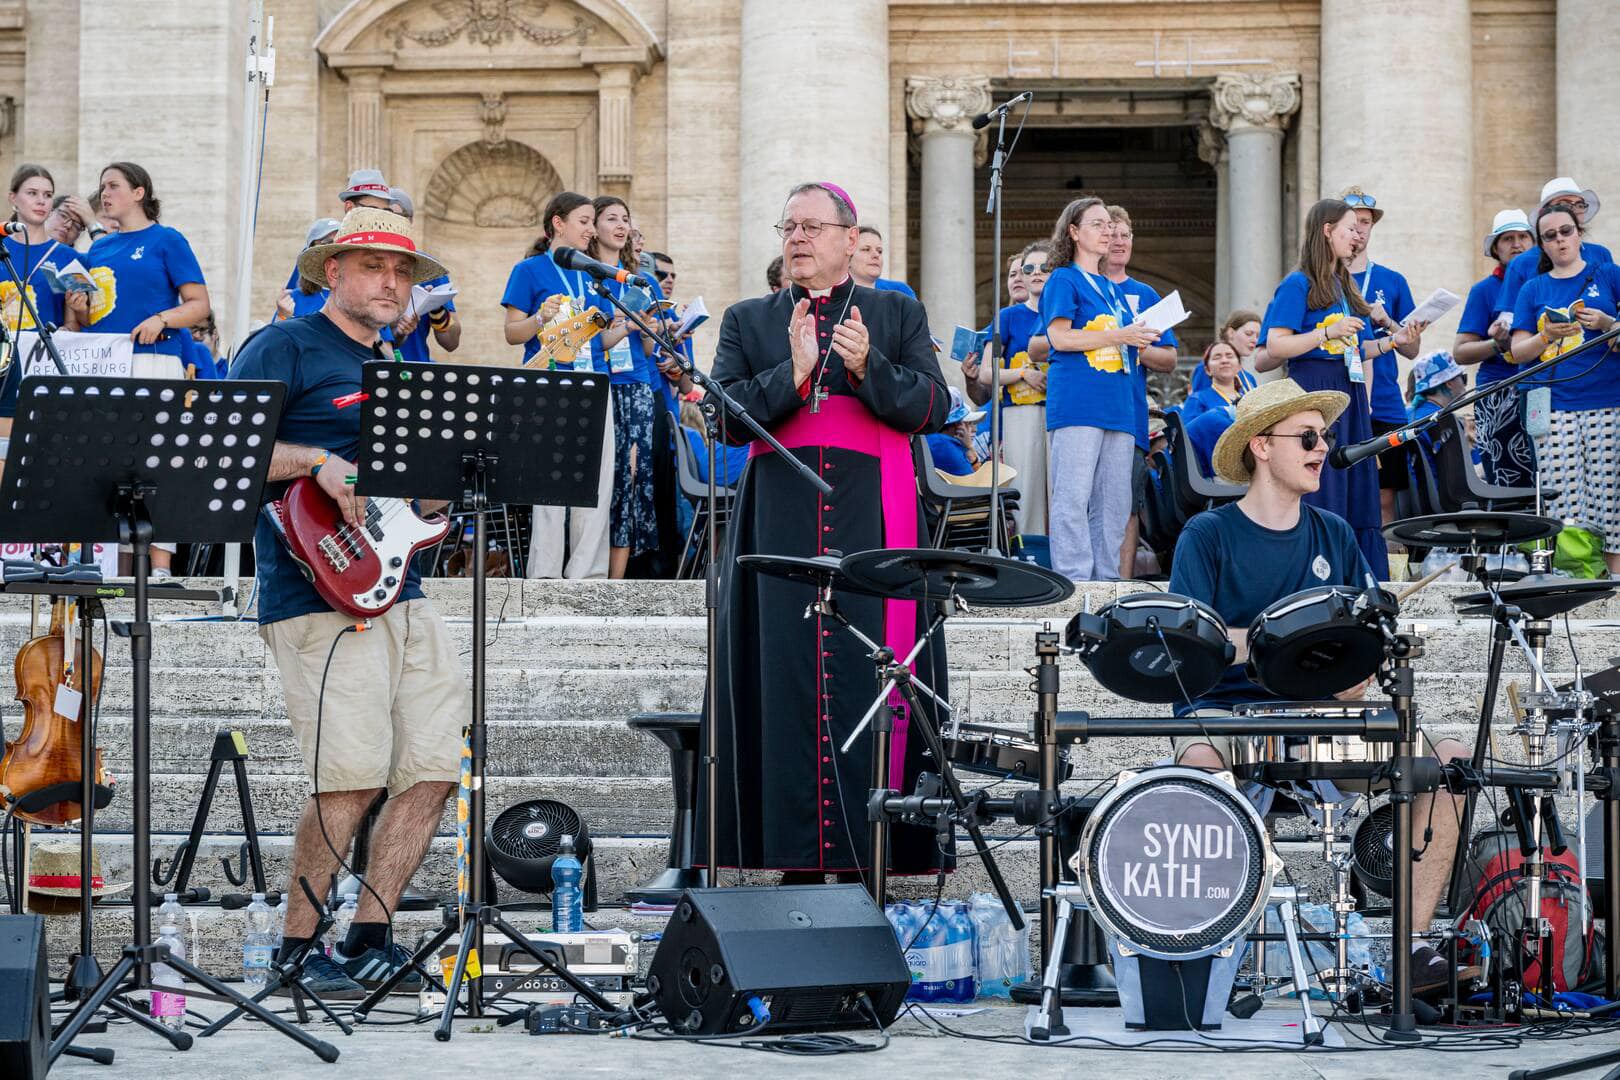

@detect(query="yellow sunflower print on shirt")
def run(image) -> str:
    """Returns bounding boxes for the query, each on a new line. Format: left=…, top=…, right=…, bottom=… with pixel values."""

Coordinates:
left=86, top=266, right=116, bottom=326
left=1315, top=311, right=1354, bottom=356
left=0, top=281, right=41, bottom=331
left=1007, top=350, right=1048, bottom=405
left=1537, top=302, right=1586, bottom=362
left=1080, top=313, right=1125, bottom=373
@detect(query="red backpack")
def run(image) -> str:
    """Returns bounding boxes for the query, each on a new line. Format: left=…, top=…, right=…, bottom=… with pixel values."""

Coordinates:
left=1455, top=829, right=1595, bottom=992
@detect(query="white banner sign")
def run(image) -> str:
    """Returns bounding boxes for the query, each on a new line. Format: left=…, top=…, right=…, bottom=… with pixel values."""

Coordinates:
left=0, top=542, right=119, bottom=580
left=17, top=330, right=135, bottom=379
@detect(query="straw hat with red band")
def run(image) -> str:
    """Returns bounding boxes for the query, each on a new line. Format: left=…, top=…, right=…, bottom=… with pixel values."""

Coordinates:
left=27, top=839, right=130, bottom=913
left=297, top=207, right=447, bottom=289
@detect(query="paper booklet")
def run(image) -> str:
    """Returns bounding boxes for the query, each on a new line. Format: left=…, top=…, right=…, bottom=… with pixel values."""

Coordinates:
left=39, top=258, right=97, bottom=295
left=950, top=324, right=989, bottom=364
left=1403, top=288, right=1461, bottom=327
left=673, top=296, right=709, bottom=337
left=1135, top=289, right=1190, bottom=335
left=408, top=280, right=458, bottom=318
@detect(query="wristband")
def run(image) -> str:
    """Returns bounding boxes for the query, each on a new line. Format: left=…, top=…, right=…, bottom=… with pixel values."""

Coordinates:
left=429, top=309, right=451, bottom=328
left=310, top=450, right=329, bottom=478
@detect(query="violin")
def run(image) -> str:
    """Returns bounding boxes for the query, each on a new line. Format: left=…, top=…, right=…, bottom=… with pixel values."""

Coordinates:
left=1, top=594, right=106, bottom=826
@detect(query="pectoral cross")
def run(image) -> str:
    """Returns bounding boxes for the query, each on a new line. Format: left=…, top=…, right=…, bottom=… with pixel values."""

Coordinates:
left=810, top=384, right=829, bottom=414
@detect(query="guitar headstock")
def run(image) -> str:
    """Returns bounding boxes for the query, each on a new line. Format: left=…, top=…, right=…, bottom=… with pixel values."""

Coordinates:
left=528, top=309, right=610, bottom=370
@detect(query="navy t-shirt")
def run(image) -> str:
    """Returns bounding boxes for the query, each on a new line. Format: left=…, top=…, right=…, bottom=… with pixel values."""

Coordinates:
left=1169, top=501, right=1373, bottom=714
left=925, top=432, right=975, bottom=475
left=85, top=223, right=205, bottom=357
left=1499, top=241, right=1614, bottom=318
left=1511, top=262, right=1620, bottom=411
left=1458, top=270, right=1514, bottom=385
left=500, top=252, right=607, bottom=370
left=228, top=313, right=424, bottom=625
left=1040, top=264, right=1138, bottom=434
left=1353, top=262, right=1415, bottom=424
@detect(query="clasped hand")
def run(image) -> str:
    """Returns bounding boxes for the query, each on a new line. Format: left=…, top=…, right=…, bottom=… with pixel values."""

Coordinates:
left=789, top=300, right=870, bottom=384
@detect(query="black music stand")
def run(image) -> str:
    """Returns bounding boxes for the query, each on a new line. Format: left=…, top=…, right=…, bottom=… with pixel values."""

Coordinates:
left=0, top=376, right=339, bottom=1066
left=343, top=361, right=621, bottom=1041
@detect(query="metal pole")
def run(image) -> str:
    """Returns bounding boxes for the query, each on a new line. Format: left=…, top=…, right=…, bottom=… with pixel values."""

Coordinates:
left=703, top=402, right=721, bottom=888
left=465, top=470, right=487, bottom=1017
left=1385, top=634, right=1422, bottom=1041
left=985, top=110, right=1008, bottom=556
left=1034, top=627, right=1060, bottom=966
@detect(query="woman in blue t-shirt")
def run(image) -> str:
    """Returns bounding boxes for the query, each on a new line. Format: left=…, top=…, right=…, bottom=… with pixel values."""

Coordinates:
left=1454, top=209, right=1536, bottom=485
left=1040, top=196, right=1162, bottom=581
left=1510, top=203, right=1620, bottom=573
left=0, top=165, right=83, bottom=437
left=501, top=191, right=619, bottom=580
left=1260, top=199, right=1418, bottom=580
left=587, top=195, right=662, bottom=578
left=977, top=241, right=1052, bottom=536
left=1180, top=341, right=1254, bottom=422
left=86, top=162, right=210, bottom=380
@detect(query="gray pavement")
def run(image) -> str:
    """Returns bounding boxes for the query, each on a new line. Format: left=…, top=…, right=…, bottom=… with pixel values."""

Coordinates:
left=57, top=998, right=1620, bottom=1080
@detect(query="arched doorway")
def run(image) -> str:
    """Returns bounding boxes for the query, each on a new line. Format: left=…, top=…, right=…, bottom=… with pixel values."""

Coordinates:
left=421, top=139, right=563, bottom=364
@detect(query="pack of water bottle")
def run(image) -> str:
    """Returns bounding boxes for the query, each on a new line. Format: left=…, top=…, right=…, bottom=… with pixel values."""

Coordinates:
left=1248, top=902, right=1373, bottom=991
left=885, top=895, right=1031, bottom=1003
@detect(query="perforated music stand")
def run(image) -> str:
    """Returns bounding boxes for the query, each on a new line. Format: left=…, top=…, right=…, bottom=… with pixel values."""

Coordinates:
left=0, top=376, right=339, bottom=1065
left=345, top=361, right=619, bottom=1041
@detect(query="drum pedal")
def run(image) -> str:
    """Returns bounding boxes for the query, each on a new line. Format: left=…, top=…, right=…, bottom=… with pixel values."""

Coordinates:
left=1227, top=991, right=1263, bottom=1019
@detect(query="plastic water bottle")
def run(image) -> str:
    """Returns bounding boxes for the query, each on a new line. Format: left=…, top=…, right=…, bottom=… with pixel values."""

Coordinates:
left=242, top=893, right=275, bottom=988
left=906, top=901, right=949, bottom=1002
left=885, top=902, right=917, bottom=950
left=551, top=835, right=583, bottom=933
left=968, top=893, right=1029, bottom=999
left=272, top=894, right=288, bottom=947
left=150, top=893, right=187, bottom=1031
left=942, top=903, right=977, bottom=1003
left=328, top=893, right=359, bottom=957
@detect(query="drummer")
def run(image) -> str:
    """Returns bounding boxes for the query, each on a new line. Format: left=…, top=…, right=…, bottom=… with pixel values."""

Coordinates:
left=1167, top=378, right=1469, bottom=991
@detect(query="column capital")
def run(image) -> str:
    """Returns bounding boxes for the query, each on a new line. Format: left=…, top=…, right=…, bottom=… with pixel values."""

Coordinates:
left=1196, top=121, right=1226, bottom=167
left=905, top=75, right=992, bottom=137
left=1210, top=72, right=1301, bottom=134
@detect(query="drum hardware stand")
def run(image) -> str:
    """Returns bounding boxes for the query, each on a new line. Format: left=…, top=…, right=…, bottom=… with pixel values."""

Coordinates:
left=152, top=729, right=269, bottom=905
left=1380, top=627, right=1425, bottom=1041
left=852, top=637, right=1024, bottom=929
left=1311, top=799, right=1364, bottom=1006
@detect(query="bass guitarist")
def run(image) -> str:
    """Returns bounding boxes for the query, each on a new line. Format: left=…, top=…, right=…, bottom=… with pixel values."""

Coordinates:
left=229, top=207, right=469, bottom=999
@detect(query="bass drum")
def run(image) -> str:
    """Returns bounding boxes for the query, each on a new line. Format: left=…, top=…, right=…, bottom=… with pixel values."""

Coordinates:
left=1245, top=585, right=1394, bottom=700
left=1066, top=593, right=1234, bottom=705
left=1075, top=766, right=1276, bottom=961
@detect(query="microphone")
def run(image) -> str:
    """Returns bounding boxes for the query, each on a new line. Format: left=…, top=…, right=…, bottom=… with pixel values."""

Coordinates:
left=972, top=91, right=1033, bottom=130
left=551, top=245, right=651, bottom=288
left=1329, top=426, right=1416, bottom=470
left=2, top=220, right=26, bottom=237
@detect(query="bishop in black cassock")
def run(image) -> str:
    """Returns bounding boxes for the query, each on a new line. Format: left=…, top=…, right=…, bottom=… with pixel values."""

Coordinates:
left=700, top=182, right=951, bottom=875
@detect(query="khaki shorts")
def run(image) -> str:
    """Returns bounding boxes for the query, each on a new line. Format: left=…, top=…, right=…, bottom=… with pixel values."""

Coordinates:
left=261, top=599, right=469, bottom=796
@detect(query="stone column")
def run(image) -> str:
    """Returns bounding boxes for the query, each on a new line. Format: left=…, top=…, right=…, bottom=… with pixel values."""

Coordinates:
left=595, top=63, right=637, bottom=197
left=1558, top=0, right=1620, bottom=251
left=1210, top=73, right=1300, bottom=319
left=738, top=0, right=888, bottom=292
left=346, top=68, right=384, bottom=173
left=906, top=76, right=991, bottom=338
left=1320, top=1, right=1472, bottom=337
left=1198, top=122, right=1230, bottom=320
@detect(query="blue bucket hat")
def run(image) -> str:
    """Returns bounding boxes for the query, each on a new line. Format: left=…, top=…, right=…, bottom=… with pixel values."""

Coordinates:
left=1413, top=351, right=1464, bottom=396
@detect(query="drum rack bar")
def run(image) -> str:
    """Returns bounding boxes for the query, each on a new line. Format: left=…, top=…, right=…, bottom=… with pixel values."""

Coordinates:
left=1055, top=712, right=1399, bottom=741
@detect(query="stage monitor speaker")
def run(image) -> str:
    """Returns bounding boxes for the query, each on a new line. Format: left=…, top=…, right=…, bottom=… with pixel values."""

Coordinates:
left=646, top=885, right=910, bottom=1035
left=0, top=914, right=48, bottom=1080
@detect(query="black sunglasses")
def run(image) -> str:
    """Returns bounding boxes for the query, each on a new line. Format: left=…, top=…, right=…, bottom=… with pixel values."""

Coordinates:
left=1267, top=429, right=1336, bottom=451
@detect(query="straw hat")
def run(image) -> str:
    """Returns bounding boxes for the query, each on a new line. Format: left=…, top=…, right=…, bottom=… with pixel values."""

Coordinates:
left=27, top=838, right=130, bottom=914
left=1339, top=185, right=1383, bottom=224
left=297, top=207, right=446, bottom=289
left=1210, top=377, right=1349, bottom=484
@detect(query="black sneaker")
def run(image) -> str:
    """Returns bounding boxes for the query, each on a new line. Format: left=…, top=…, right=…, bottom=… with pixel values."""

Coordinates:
left=338, top=942, right=426, bottom=994
left=1411, top=945, right=1479, bottom=993
left=273, top=952, right=366, bottom=1001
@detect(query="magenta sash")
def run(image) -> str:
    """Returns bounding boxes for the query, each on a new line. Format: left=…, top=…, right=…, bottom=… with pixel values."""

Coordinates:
left=750, top=395, right=919, bottom=788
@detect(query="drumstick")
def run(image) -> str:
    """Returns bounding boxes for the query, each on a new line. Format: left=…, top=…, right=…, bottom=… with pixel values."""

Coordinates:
left=1395, top=561, right=1457, bottom=605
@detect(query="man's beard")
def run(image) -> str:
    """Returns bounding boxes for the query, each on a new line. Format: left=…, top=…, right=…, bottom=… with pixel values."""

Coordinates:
left=330, top=287, right=396, bottom=332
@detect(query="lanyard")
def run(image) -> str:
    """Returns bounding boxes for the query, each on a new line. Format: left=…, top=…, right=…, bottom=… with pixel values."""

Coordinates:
left=1357, top=261, right=1374, bottom=300
left=1077, top=267, right=1131, bottom=326
left=549, top=254, right=588, bottom=303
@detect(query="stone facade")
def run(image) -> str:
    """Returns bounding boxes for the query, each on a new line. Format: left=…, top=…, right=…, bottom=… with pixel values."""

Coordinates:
left=0, top=0, right=1607, bottom=371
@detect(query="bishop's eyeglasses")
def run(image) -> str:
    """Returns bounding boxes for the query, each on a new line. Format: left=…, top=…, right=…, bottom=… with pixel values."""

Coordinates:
left=775, top=219, right=832, bottom=239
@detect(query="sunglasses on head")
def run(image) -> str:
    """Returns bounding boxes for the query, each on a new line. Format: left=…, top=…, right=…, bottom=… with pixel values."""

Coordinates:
left=1343, top=193, right=1377, bottom=209
left=1541, top=223, right=1579, bottom=243
left=1267, top=429, right=1336, bottom=451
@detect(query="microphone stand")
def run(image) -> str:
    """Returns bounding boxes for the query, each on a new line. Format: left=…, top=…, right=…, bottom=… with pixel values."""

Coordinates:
left=589, top=279, right=830, bottom=888
left=1332, top=323, right=1620, bottom=473
left=0, top=241, right=69, bottom=376
left=982, top=99, right=1029, bottom=557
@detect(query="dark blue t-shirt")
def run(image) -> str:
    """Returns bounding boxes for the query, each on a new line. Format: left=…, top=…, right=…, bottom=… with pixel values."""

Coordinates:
left=500, top=252, right=607, bottom=370
left=1262, top=270, right=1377, bottom=383
left=1, top=236, right=69, bottom=332
left=228, top=313, right=424, bottom=625
left=925, top=432, right=975, bottom=475
left=1499, top=241, right=1613, bottom=318
left=1458, top=270, right=1514, bottom=385
left=1169, top=501, right=1373, bottom=714
left=873, top=278, right=916, bottom=299
left=396, top=273, right=456, bottom=364
left=85, top=223, right=205, bottom=357
left=1040, top=264, right=1138, bottom=434
left=1511, top=262, right=1620, bottom=411
left=1184, top=407, right=1234, bottom=479
left=1353, top=261, right=1415, bottom=424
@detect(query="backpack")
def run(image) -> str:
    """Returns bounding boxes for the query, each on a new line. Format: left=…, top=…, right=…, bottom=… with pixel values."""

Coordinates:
left=1454, top=829, right=1594, bottom=992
